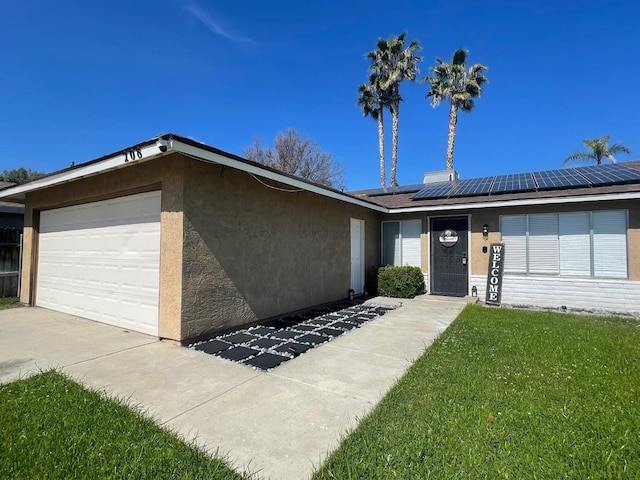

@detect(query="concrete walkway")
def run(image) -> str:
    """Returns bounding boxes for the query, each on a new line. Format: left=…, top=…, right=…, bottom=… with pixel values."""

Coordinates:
left=0, top=296, right=468, bottom=480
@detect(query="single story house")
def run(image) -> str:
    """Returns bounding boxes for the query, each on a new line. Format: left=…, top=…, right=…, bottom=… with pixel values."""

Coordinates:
left=1, top=133, right=638, bottom=342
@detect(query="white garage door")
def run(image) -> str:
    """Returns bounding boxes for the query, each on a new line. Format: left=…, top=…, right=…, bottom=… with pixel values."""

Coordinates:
left=37, top=191, right=161, bottom=336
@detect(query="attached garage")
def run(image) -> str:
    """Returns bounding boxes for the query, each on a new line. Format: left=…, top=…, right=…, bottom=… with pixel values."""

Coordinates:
left=36, top=191, right=161, bottom=335
left=0, top=134, right=385, bottom=343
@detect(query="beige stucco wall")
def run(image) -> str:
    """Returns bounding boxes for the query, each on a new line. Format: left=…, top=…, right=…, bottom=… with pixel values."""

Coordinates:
left=21, top=155, right=185, bottom=340
left=179, top=157, right=381, bottom=340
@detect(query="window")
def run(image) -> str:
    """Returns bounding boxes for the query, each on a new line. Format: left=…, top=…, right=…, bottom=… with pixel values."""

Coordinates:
left=500, top=210, right=628, bottom=279
left=382, top=220, right=421, bottom=267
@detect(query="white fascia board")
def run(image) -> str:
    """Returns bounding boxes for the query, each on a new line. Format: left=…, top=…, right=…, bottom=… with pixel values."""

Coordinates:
left=171, top=139, right=388, bottom=212
left=389, top=191, right=640, bottom=213
left=0, top=143, right=164, bottom=203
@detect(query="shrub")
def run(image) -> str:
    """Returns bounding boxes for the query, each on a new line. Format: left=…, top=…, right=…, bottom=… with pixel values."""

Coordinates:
left=377, top=266, right=426, bottom=298
left=366, top=265, right=382, bottom=295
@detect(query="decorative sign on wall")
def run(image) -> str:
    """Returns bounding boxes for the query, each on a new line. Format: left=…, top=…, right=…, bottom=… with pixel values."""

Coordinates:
left=438, top=229, right=459, bottom=248
left=485, top=243, right=505, bottom=306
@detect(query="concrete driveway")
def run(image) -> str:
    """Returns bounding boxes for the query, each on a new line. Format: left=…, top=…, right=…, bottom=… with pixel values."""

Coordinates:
left=0, top=296, right=467, bottom=480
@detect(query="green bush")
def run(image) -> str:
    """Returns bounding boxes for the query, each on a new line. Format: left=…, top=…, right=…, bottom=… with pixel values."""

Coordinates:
left=366, top=265, right=382, bottom=295
left=377, top=266, right=426, bottom=298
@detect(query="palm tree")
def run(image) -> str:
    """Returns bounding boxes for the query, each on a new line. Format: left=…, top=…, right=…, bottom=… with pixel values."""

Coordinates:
left=564, top=135, right=631, bottom=166
left=366, top=32, right=422, bottom=187
left=423, top=48, right=488, bottom=171
left=357, top=74, right=391, bottom=188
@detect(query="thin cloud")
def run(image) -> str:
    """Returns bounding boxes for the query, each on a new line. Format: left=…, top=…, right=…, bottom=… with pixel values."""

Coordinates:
left=181, top=1, right=253, bottom=44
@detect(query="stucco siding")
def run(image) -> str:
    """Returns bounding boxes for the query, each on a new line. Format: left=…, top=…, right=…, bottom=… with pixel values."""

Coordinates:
left=179, top=158, right=380, bottom=340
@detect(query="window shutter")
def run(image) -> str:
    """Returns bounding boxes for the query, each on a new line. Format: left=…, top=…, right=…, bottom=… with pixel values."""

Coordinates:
left=501, top=215, right=527, bottom=273
left=559, top=212, right=591, bottom=277
left=401, top=220, right=422, bottom=267
left=593, top=210, right=627, bottom=278
left=528, top=214, right=559, bottom=275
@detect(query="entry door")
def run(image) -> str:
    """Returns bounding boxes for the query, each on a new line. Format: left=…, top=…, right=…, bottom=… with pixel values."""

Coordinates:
left=350, top=219, right=365, bottom=295
left=430, top=217, right=468, bottom=296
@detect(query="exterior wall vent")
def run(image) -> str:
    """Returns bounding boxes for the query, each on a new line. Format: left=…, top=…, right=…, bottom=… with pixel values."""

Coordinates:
left=423, top=170, right=459, bottom=184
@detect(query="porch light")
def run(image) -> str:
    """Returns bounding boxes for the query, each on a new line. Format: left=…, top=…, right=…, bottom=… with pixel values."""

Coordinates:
left=482, top=224, right=489, bottom=240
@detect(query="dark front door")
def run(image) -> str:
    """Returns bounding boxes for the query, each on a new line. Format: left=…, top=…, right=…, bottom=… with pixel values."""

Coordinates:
left=431, top=217, right=468, bottom=296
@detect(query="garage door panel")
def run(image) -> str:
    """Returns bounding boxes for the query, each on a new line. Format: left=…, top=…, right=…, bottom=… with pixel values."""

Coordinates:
left=37, top=191, right=161, bottom=336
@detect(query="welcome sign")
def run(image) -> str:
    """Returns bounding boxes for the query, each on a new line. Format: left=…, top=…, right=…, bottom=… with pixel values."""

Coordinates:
left=485, top=243, right=505, bottom=306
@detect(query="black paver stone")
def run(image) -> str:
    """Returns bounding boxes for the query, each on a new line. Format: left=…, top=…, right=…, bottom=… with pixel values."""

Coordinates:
left=244, top=353, right=290, bottom=370
left=316, top=327, right=344, bottom=338
left=249, top=338, right=283, bottom=349
left=308, top=319, right=332, bottom=326
left=249, top=326, right=276, bottom=336
left=217, top=346, right=260, bottom=361
left=194, top=339, right=232, bottom=354
left=292, top=324, right=316, bottom=332
left=271, top=330, right=299, bottom=340
left=332, top=321, right=357, bottom=331
left=223, top=332, right=258, bottom=344
left=296, top=333, right=330, bottom=345
left=274, top=342, right=313, bottom=357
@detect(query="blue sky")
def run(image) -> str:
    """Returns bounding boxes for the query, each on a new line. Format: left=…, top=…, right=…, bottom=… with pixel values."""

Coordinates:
left=1, top=0, right=638, bottom=190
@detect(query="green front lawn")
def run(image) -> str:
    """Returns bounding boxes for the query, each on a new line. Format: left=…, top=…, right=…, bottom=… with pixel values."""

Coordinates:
left=2, top=305, right=638, bottom=479
left=313, top=304, right=640, bottom=479
left=0, top=371, right=247, bottom=479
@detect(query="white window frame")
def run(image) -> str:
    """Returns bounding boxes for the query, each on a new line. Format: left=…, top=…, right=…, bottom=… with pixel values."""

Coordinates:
left=500, top=210, right=628, bottom=279
left=381, top=220, right=422, bottom=267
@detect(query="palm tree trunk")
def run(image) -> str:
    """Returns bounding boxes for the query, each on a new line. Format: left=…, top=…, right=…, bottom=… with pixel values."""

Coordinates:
left=391, top=100, right=399, bottom=187
left=377, top=106, right=386, bottom=188
left=446, top=101, right=458, bottom=171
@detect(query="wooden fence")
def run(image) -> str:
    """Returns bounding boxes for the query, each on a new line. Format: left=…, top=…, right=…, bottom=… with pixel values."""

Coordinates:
left=0, top=228, right=22, bottom=297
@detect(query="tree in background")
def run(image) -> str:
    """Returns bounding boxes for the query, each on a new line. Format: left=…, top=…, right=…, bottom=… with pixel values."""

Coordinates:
left=0, top=167, right=46, bottom=185
left=423, top=48, right=488, bottom=171
left=564, top=135, right=631, bottom=166
left=244, top=129, right=345, bottom=189
left=357, top=73, right=391, bottom=188
left=365, top=32, right=422, bottom=187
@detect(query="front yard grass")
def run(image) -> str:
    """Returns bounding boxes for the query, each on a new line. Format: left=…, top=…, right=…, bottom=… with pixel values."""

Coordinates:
left=314, top=304, right=640, bottom=479
left=0, top=371, right=247, bottom=479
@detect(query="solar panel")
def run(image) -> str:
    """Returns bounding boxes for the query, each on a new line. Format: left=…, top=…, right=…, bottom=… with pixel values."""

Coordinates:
left=367, top=183, right=426, bottom=197
left=410, top=162, right=640, bottom=202
left=448, top=176, right=495, bottom=197
left=491, top=173, right=536, bottom=194
left=412, top=181, right=455, bottom=200
left=533, top=168, right=590, bottom=190
left=573, top=164, right=640, bottom=186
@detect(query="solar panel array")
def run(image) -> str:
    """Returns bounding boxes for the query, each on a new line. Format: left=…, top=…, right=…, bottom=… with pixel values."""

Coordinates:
left=366, top=183, right=425, bottom=197
left=410, top=164, right=640, bottom=200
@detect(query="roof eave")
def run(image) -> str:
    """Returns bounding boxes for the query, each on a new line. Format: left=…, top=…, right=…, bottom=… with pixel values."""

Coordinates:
left=0, top=134, right=388, bottom=213
left=0, top=139, right=162, bottom=203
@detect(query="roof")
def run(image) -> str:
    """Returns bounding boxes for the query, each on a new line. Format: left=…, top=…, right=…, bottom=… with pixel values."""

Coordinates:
left=0, top=134, right=387, bottom=213
left=0, top=182, right=23, bottom=214
left=0, top=201, right=24, bottom=215
left=351, top=161, right=640, bottom=212
left=1, top=133, right=638, bottom=215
